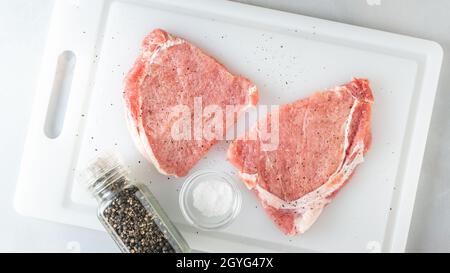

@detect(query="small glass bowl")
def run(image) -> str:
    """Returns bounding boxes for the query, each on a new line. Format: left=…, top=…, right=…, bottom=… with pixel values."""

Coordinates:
left=179, top=170, right=242, bottom=230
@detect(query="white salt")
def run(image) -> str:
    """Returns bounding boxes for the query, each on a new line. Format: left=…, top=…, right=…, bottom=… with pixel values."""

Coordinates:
left=192, top=180, right=233, bottom=217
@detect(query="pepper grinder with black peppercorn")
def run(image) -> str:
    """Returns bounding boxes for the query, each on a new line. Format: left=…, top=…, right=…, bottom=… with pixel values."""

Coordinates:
left=79, top=152, right=190, bottom=253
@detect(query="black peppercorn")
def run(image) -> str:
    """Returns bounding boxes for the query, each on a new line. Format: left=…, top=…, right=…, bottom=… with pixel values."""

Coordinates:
left=80, top=153, right=190, bottom=253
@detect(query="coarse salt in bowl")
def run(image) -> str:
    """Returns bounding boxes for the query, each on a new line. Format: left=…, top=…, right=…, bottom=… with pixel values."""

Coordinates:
left=179, top=170, right=242, bottom=230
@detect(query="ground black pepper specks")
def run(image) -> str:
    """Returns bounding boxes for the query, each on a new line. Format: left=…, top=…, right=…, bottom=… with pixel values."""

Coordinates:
left=103, top=186, right=175, bottom=253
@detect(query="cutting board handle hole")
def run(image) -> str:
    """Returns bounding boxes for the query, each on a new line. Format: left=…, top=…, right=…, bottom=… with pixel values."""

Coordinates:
left=44, top=51, right=76, bottom=139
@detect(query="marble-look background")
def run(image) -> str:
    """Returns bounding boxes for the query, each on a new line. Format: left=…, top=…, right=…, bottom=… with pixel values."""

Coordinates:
left=0, top=0, right=448, bottom=252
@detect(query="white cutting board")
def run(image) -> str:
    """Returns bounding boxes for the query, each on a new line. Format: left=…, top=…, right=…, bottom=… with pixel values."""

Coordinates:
left=14, top=0, right=442, bottom=252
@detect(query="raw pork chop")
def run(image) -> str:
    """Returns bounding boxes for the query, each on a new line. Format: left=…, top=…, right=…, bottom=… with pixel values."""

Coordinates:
left=124, top=29, right=258, bottom=177
left=227, top=78, right=373, bottom=235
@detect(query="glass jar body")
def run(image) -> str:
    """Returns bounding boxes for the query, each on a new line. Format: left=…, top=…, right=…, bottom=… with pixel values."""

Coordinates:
left=80, top=152, right=190, bottom=253
left=96, top=182, right=190, bottom=253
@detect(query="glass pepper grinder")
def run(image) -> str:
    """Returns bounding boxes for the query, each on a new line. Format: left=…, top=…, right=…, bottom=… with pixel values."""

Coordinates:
left=79, top=152, right=190, bottom=253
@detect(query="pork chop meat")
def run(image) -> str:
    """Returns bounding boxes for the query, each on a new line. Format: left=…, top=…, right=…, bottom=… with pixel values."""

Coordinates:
left=124, top=29, right=258, bottom=177
left=227, top=78, right=373, bottom=235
